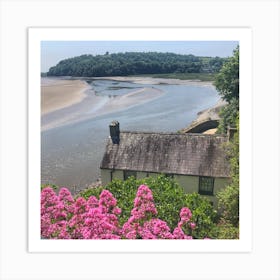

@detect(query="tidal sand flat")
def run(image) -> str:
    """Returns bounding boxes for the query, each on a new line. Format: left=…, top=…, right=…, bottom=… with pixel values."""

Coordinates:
left=93, top=76, right=214, bottom=87
left=41, top=79, right=89, bottom=115
left=41, top=79, right=164, bottom=131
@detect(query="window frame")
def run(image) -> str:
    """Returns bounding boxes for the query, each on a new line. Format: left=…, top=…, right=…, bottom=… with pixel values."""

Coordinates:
left=198, top=176, right=215, bottom=196
left=123, top=170, right=137, bottom=180
left=165, top=173, right=174, bottom=179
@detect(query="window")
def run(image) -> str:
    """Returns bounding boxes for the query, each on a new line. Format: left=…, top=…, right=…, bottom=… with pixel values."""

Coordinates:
left=199, top=176, right=214, bottom=195
left=123, top=170, right=137, bottom=180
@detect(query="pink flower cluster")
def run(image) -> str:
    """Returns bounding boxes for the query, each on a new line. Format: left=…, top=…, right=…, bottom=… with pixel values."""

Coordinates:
left=41, top=187, right=121, bottom=239
left=41, top=185, right=195, bottom=240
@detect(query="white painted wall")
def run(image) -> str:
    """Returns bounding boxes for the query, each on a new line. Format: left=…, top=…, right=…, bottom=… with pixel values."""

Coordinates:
left=174, top=175, right=199, bottom=193
left=100, top=169, right=111, bottom=186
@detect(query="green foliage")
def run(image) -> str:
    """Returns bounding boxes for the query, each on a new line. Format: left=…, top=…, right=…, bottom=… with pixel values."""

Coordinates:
left=184, top=193, right=217, bottom=239
left=216, top=185, right=239, bottom=227
left=217, top=98, right=239, bottom=134
left=145, top=175, right=186, bottom=230
left=47, top=52, right=227, bottom=77
left=214, top=46, right=239, bottom=103
left=228, top=115, right=239, bottom=184
left=211, top=221, right=239, bottom=239
left=214, top=46, right=239, bottom=134
left=78, top=175, right=186, bottom=230
left=47, top=175, right=230, bottom=238
left=41, top=184, right=58, bottom=191
left=78, top=176, right=221, bottom=237
left=217, top=115, right=239, bottom=228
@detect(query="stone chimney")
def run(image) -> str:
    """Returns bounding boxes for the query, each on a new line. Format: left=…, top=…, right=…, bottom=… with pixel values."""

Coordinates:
left=109, top=121, right=120, bottom=144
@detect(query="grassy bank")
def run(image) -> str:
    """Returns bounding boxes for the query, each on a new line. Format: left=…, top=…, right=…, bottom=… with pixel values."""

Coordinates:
left=129, top=72, right=217, bottom=81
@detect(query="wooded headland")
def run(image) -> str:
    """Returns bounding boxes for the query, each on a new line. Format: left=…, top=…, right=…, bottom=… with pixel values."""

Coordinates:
left=45, top=52, right=227, bottom=78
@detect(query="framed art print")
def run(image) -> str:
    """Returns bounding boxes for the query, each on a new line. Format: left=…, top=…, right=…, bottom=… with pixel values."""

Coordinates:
left=28, top=27, right=252, bottom=253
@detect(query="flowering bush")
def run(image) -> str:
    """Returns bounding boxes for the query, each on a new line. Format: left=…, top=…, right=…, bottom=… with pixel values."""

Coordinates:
left=41, top=184, right=197, bottom=239
left=78, top=175, right=187, bottom=230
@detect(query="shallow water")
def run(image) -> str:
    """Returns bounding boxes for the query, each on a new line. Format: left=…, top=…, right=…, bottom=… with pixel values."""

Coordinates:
left=41, top=78, right=220, bottom=191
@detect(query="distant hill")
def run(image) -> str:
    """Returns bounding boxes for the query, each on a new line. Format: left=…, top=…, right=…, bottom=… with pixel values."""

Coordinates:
left=47, top=52, right=227, bottom=77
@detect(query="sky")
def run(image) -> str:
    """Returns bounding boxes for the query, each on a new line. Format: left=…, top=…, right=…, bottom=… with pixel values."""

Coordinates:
left=41, top=41, right=239, bottom=72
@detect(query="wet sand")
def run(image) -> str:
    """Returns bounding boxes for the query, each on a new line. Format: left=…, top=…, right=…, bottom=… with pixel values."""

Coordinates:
left=41, top=80, right=164, bottom=131
left=88, top=76, right=214, bottom=87
left=41, top=79, right=89, bottom=115
left=99, top=87, right=163, bottom=114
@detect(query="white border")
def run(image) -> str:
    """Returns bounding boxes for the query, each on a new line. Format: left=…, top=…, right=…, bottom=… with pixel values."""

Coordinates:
left=28, top=27, right=252, bottom=253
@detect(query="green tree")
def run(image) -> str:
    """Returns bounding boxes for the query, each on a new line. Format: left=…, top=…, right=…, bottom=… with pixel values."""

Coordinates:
left=217, top=98, right=239, bottom=134
left=214, top=46, right=239, bottom=134
left=47, top=52, right=226, bottom=77
left=214, top=46, right=239, bottom=103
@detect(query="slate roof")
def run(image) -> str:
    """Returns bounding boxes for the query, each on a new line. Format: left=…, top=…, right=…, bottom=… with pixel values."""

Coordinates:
left=100, top=131, right=231, bottom=178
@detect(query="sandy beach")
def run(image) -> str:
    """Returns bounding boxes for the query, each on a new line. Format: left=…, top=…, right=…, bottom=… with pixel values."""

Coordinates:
left=179, top=98, right=227, bottom=134
left=41, top=79, right=89, bottom=115
left=41, top=78, right=165, bottom=131
left=195, top=98, right=227, bottom=122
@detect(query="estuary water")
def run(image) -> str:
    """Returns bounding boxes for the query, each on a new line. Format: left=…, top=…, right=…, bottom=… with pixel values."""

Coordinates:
left=41, top=78, right=220, bottom=191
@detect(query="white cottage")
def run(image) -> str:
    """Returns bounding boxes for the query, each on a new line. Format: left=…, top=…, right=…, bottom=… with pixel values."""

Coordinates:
left=100, top=121, right=231, bottom=203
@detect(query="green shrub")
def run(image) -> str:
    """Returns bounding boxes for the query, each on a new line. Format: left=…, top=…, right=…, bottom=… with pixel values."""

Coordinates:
left=78, top=175, right=186, bottom=230
left=41, top=184, right=58, bottom=191
left=210, top=221, right=239, bottom=239
left=216, top=184, right=239, bottom=227
left=78, top=175, right=220, bottom=238
left=184, top=193, right=217, bottom=239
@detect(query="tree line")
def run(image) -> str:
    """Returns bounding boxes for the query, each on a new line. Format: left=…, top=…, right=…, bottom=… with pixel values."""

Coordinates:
left=46, top=52, right=227, bottom=77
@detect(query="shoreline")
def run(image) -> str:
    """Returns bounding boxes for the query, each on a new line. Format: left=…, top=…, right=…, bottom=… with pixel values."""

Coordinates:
left=180, top=98, right=227, bottom=134
left=41, top=79, right=89, bottom=115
